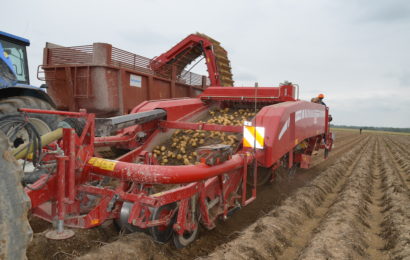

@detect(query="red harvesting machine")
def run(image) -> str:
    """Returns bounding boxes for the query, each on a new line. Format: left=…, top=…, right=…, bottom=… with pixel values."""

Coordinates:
left=21, top=82, right=333, bottom=247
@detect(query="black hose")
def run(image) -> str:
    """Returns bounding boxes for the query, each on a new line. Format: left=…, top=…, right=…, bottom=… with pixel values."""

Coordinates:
left=0, top=114, right=58, bottom=190
left=0, top=114, right=43, bottom=167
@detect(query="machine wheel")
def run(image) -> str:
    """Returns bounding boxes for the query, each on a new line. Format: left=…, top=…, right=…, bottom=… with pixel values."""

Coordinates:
left=172, top=200, right=199, bottom=248
left=149, top=203, right=177, bottom=243
left=0, top=131, right=32, bottom=259
left=0, top=96, right=59, bottom=148
left=173, top=225, right=198, bottom=249
left=117, top=202, right=144, bottom=233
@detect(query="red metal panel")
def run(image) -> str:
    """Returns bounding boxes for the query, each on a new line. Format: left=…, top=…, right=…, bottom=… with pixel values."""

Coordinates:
left=255, top=101, right=327, bottom=167
left=199, top=85, right=295, bottom=102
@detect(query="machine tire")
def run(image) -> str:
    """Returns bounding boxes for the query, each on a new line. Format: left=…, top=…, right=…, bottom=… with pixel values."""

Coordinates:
left=173, top=224, right=198, bottom=249
left=149, top=203, right=177, bottom=243
left=0, top=96, right=59, bottom=148
left=116, top=202, right=144, bottom=233
left=172, top=200, right=199, bottom=248
left=0, top=131, right=32, bottom=259
left=0, top=96, right=58, bottom=128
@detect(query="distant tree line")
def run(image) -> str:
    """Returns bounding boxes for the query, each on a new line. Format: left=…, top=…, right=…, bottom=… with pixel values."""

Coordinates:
left=330, top=124, right=410, bottom=133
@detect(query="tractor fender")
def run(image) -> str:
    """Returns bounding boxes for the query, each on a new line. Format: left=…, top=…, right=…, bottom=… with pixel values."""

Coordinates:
left=0, top=85, right=56, bottom=108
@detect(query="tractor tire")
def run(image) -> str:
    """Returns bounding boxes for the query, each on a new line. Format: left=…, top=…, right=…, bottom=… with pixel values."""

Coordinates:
left=0, top=96, right=59, bottom=129
left=0, top=131, right=32, bottom=259
left=0, top=96, right=59, bottom=148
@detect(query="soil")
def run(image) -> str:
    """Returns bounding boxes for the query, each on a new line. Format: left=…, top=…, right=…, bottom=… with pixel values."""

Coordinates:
left=26, top=131, right=410, bottom=259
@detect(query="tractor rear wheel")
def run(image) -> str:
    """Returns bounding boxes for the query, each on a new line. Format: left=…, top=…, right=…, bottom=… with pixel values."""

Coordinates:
left=0, top=96, right=59, bottom=148
left=0, top=131, right=32, bottom=259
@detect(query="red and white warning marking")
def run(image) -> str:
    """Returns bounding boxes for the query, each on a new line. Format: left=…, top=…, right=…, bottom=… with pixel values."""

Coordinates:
left=243, top=121, right=265, bottom=149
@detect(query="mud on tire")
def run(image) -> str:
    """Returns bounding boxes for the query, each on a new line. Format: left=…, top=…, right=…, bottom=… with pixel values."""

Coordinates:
left=0, top=96, right=59, bottom=129
left=0, top=131, right=32, bottom=259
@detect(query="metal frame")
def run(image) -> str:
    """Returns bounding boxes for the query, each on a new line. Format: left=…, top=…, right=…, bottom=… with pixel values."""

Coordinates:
left=22, top=85, right=332, bottom=245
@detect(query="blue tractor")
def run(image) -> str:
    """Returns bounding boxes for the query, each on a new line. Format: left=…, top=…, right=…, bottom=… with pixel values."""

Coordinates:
left=0, top=31, right=58, bottom=148
left=0, top=31, right=60, bottom=259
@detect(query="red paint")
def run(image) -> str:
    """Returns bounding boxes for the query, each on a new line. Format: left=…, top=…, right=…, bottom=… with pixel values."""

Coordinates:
left=24, top=84, right=332, bottom=240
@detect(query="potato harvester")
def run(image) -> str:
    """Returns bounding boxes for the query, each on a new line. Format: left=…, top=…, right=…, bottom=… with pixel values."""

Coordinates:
left=17, top=82, right=332, bottom=248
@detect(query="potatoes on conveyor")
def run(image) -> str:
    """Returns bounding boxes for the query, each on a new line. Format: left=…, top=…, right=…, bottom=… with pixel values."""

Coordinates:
left=154, top=108, right=258, bottom=165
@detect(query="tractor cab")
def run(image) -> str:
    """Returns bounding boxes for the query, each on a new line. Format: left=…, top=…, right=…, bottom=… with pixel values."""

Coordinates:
left=0, top=31, right=30, bottom=86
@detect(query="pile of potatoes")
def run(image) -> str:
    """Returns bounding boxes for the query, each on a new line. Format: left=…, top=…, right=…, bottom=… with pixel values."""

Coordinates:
left=152, top=107, right=258, bottom=165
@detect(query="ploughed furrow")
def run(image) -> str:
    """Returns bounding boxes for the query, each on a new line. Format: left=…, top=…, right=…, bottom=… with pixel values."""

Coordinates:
left=278, top=137, right=375, bottom=259
left=382, top=136, right=410, bottom=191
left=296, top=137, right=377, bottom=259
left=384, top=136, right=410, bottom=182
left=385, top=135, right=410, bottom=157
left=365, top=137, right=389, bottom=259
left=385, top=135, right=410, bottom=162
left=203, top=135, right=372, bottom=259
left=309, top=133, right=367, bottom=169
left=378, top=136, right=410, bottom=260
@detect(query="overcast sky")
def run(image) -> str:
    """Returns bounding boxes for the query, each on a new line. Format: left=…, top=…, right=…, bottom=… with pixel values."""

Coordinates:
left=3, top=0, right=410, bottom=127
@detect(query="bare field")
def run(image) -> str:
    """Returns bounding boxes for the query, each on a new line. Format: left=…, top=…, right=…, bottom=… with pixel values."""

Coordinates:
left=26, top=131, right=410, bottom=259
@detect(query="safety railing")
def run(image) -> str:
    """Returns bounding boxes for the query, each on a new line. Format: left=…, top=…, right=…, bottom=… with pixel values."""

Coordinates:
left=44, top=44, right=209, bottom=86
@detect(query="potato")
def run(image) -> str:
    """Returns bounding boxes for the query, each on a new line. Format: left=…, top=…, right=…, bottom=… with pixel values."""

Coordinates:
left=160, top=146, right=166, bottom=151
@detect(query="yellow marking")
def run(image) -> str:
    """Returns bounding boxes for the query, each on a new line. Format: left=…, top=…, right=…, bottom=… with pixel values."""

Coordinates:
left=243, top=125, right=265, bottom=149
left=100, top=160, right=116, bottom=171
left=88, top=157, right=97, bottom=165
left=254, top=128, right=264, bottom=147
left=243, top=137, right=252, bottom=148
left=90, top=219, right=100, bottom=225
left=152, top=192, right=164, bottom=197
left=88, top=157, right=117, bottom=171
